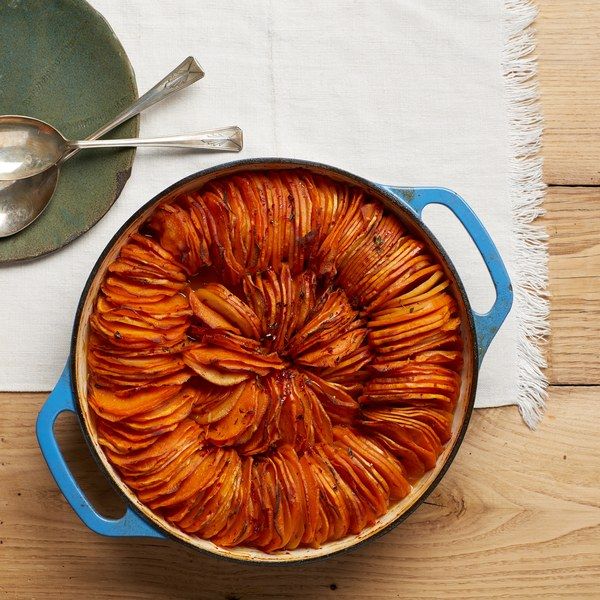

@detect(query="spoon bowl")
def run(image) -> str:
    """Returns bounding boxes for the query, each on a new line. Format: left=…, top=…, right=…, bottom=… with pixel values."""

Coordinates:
left=0, top=116, right=67, bottom=181
left=0, top=167, right=60, bottom=237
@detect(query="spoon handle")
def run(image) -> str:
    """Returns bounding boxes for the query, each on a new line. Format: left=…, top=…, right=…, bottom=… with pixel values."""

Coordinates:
left=62, top=57, right=204, bottom=162
left=70, top=127, right=243, bottom=153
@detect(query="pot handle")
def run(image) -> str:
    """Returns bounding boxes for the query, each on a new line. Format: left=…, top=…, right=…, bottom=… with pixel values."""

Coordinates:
left=36, top=363, right=164, bottom=539
left=382, top=186, right=513, bottom=365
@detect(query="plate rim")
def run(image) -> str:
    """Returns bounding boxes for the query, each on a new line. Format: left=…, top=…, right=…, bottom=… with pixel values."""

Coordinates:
left=0, top=0, right=139, bottom=264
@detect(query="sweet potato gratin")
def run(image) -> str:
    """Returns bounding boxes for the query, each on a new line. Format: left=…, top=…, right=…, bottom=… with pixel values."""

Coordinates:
left=87, top=169, right=462, bottom=552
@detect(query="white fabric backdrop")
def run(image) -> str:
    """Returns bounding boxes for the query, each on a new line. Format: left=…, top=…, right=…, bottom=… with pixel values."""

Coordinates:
left=0, top=1, right=530, bottom=413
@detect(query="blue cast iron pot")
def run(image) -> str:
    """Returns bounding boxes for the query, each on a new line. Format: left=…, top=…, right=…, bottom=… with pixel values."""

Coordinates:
left=36, top=158, right=512, bottom=564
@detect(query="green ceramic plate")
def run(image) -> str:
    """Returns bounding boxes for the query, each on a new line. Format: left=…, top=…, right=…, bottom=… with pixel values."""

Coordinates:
left=0, top=0, right=138, bottom=263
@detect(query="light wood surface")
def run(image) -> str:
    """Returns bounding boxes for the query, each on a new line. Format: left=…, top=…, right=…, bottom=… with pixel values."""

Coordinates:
left=544, top=187, right=600, bottom=384
left=1, top=1, right=599, bottom=598
left=537, top=0, right=600, bottom=185
left=0, top=387, right=598, bottom=599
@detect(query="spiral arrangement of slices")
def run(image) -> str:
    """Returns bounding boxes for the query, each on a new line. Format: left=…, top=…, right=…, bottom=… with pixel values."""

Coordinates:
left=87, top=169, right=462, bottom=552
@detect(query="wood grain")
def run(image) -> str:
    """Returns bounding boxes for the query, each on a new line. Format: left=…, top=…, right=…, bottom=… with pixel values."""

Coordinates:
left=544, top=187, right=600, bottom=384
left=0, top=387, right=598, bottom=600
left=537, top=0, right=600, bottom=185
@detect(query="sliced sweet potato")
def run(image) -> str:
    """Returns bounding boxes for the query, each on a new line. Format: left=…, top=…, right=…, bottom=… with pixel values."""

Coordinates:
left=88, top=383, right=183, bottom=421
left=193, top=283, right=261, bottom=339
left=85, top=168, right=466, bottom=554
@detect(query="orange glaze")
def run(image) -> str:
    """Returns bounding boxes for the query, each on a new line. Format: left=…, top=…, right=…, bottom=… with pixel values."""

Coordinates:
left=86, top=169, right=462, bottom=552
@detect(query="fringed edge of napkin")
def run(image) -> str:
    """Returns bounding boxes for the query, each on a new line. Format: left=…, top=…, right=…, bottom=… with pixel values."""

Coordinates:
left=502, top=0, right=549, bottom=428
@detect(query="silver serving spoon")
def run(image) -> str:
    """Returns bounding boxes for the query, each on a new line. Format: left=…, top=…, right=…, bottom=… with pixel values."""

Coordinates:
left=0, top=117, right=242, bottom=180
left=0, top=56, right=204, bottom=238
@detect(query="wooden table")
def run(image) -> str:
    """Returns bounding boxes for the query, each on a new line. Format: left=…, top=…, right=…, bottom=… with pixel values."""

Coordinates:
left=1, top=2, right=598, bottom=597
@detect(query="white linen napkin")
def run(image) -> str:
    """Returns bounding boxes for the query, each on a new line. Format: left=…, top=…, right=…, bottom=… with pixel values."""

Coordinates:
left=0, top=0, right=547, bottom=425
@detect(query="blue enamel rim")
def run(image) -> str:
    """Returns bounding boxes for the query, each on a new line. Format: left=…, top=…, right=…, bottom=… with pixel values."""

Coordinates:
left=37, top=157, right=512, bottom=564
